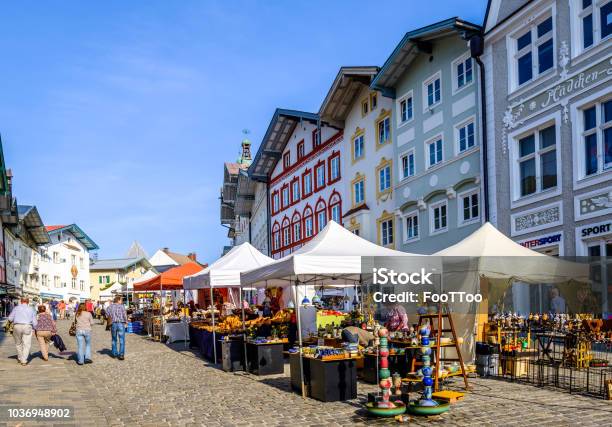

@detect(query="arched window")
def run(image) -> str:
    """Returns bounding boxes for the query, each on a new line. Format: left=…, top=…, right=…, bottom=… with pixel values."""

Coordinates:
left=328, top=191, right=342, bottom=224
left=281, top=217, right=291, bottom=248
left=315, top=198, right=327, bottom=233
left=303, top=205, right=314, bottom=239
left=272, top=222, right=281, bottom=251
left=291, top=212, right=302, bottom=242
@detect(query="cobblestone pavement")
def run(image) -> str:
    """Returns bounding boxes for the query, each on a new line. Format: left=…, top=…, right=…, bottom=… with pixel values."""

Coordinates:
left=0, top=319, right=610, bottom=426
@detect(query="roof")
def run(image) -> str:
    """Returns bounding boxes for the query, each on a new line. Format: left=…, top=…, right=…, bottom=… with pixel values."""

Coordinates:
left=134, top=262, right=204, bottom=291
left=17, top=205, right=50, bottom=245
left=90, top=257, right=153, bottom=272
left=126, top=241, right=148, bottom=259
left=484, top=0, right=531, bottom=34
left=319, top=66, right=380, bottom=127
left=45, top=224, right=99, bottom=251
left=225, top=162, right=248, bottom=176
left=371, top=17, right=482, bottom=96
left=248, top=109, right=320, bottom=183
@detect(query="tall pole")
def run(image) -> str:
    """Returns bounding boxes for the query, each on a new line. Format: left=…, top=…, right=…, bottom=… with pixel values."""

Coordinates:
left=240, top=286, right=247, bottom=372
left=294, top=278, right=306, bottom=398
left=210, top=286, right=217, bottom=364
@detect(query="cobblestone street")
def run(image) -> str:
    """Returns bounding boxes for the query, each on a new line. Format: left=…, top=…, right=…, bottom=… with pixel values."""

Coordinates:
left=0, top=319, right=610, bottom=426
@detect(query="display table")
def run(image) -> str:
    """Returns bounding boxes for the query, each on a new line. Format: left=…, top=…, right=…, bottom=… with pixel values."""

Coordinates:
left=246, top=341, right=284, bottom=375
left=362, top=352, right=411, bottom=383
left=164, top=321, right=190, bottom=343
left=189, top=326, right=227, bottom=362
left=221, top=338, right=245, bottom=372
left=290, top=353, right=359, bottom=402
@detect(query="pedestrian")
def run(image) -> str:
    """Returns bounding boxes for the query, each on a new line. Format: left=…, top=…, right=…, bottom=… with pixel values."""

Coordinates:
left=106, top=295, right=127, bottom=360
left=49, top=298, right=59, bottom=321
left=74, top=303, right=94, bottom=365
left=34, top=305, right=56, bottom=361
left=85, top=299, right=94, bottom=313
left=58, top=300, right=66, bottom=320
left=7, top=297, right=38, bottom=366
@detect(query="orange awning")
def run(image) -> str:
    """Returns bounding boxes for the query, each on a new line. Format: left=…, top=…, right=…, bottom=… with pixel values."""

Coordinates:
left=133, top=262, right=204, bottom=292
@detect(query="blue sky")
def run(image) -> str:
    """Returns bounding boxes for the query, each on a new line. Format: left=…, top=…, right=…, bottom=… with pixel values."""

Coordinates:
left=0, top=1, right=486, bottom=263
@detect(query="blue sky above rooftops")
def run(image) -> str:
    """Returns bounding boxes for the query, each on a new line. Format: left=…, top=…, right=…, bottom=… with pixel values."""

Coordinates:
left=0, top=0, right=486, bottom=264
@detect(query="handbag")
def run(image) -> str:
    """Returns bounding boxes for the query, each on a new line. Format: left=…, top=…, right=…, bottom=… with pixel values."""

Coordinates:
left=105, top=316, right=112, bottom=331
left=69, top=318, right=77, bottom=336
left=3, top=319, right=13, bottom=334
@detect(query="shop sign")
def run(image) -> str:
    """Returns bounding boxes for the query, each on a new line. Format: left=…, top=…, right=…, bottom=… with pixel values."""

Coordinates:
left=581, top=222, right=612, bottom=238
left=519, top=233, right=562, bottom=249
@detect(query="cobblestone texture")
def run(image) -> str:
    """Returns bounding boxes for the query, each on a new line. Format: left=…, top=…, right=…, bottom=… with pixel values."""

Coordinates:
left=0, top=319, right=610, bottom=426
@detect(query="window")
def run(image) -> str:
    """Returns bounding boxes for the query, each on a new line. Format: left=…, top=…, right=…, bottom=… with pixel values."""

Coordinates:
left=315, top=201, right=327, bottom=232
left=272, top=192, right=280, bottom=213
left=282, top=225, right=291, bottom=247
left=578, top=0, right=612, bottom=50
left=361, top=98, right=369, bottom=116
left=516, top=124, right=557, bottom=197
left=80, top=280, right=84, bottom=291
left=291, top=179, right=300, bottom=203
left=460, top=190, right=480, bottom=224
left=292, top=214, right=302, bottom=242
left=424, top=72, right=441, bottom=109
left=297, top=140, right=305, bottom=159
left=582, top=99, right=612, bottom=176
left=282, top=186, right=290, bottom=208
left=329, top=192, right=342, bottom=224
left=312, top=129, right=321, bottom=149
left=370, top=92, right=378, bottom=110
left=457, top=120, right=476, bottom=153
left=353, top=176, right=365, bottom=206
left=42, top=274, right=48, bottom=287
left=272, top=223, right=280, bottom=251
left=377, top=114, right=391, bottom=146
left=315, top=162, right=326, bottom=190
left=427, top=136, right=444, bottom=168
left=405, top=212, right=419, bottom=241
left=283, top=152, right=291, bottom=169
left=302, top=170, right=313, bottom=196
left=54, top=276, right=60, bottom=288
left=454, top=54, right=474, bottom=91
left=328, top=153, right=340, bottom=183
left=378, top=165, right=391, bottom=193
left=53, top=251, right=60, bottom=263
left=303, top=207, right=314, bottom=238
left=512, top=14, right=554, bottom=88
left=352, top=132, right=365, bottom=161
left=401, top=150, right=415, bottom=179
left=71, top=278, right=76, bottom=289
left=399, top=94, right=413, bottom=124
left=378, top=212, right=395, bottom=247
left=330, top=204, right=341, bottom=223
left=79, top=257, right=84, bottom=269
left=431, top=201, right=448, bottom=233
left=71, top=254, right=76, bottom=265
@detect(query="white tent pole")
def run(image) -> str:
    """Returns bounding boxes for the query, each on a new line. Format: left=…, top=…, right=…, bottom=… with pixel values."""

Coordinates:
left=240, top=286, right=247, bottom=372
left=294, top=277, right=306, bottom=398
left=210, top=286, right=217, bottom=364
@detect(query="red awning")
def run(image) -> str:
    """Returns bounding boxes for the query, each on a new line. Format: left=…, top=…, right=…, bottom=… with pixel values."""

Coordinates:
left=133, top=262, right=204, bottom=291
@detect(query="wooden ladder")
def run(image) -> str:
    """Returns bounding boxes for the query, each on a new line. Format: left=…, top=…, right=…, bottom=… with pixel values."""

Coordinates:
left=410, top=303, right=469, bottom=392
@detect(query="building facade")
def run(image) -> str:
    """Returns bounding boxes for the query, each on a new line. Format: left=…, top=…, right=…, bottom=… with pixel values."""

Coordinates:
left=90, top=257, right=155, bottom=301
left=249, top=109, right=344, bottom=259
left=372, top=18, right=484, bottom=254
left=319, top=67, right=397, bottom=247
left=484, top=0, right=611, bottom=315
left=38, top=224, right=98, bottom=302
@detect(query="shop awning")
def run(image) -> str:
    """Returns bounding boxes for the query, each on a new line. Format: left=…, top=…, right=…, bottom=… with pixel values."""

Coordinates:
left=134, top=262, right=204, bottom=292
left=184, top=242, right=274, bottom=290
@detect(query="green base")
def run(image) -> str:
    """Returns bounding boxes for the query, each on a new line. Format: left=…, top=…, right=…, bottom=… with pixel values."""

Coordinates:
left=365, top=402, right=407, bottom=417
left=406, top=401, right=450, bottom=416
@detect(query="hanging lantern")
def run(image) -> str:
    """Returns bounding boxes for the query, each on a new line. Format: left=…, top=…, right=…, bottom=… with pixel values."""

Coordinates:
left=301, top=296, right=310, bottom=306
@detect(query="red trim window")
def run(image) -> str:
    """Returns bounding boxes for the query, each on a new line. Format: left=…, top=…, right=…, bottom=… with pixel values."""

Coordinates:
left=272, top=222, right=281, bottom=252
left=271, top=190, right=280, bottom=215
left=328, top=191, right=342, bottom=224
left=302, top=168, right=313, bottom=197
left=281, top=217, right=291, bottom=248
left=290, top=176, right=300, bottom=204
left=281, top=183, right=290, bottom=210
left=312, top=128, right=321, bottom=149
left=314, top=198, right=327, bottom=233
left=314, top=159, right=326, bottom=192
left=283, top=151, right=291, bottom=170
left=297, top=140, right=305, bottom=160
left=327, top=150, right=341, bottom=184
left=303, top=205, right=314, bottom=239
left=291, top=212, right=302, bottom=243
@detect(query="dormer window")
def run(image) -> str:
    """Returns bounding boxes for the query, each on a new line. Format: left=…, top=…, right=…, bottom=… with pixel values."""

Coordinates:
left=283, top=152, right=290, bottom=170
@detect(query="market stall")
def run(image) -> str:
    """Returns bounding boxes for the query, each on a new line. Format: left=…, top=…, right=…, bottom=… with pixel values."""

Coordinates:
left=183, top=242, right=275, bottom=365
left=133, top=262, right=204, bottom=342
left=241, top=221, right=430, bottom=398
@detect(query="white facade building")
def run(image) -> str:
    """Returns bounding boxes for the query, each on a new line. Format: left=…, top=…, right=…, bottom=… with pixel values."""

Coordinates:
left=38, top=224, right=98, bottom=302
left=319, top=67, right=396, bottom=247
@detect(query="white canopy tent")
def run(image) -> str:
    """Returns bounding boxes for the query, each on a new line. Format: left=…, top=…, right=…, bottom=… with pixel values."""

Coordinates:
left=99, top=282, right=125, bottom=300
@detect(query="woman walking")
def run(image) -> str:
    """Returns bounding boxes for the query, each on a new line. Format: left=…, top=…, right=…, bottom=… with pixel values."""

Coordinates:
left=34, top=305, right=57, bottom=361
left=74, top=304, right=94, bottom=365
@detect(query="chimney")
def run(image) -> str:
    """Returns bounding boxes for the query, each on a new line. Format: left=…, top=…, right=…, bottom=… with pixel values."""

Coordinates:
left=188, top=252, right=197, bottom=261
left=162, top=247, right=169, bottom=253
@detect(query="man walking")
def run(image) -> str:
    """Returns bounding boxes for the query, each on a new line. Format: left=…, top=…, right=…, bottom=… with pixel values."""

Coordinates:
left=49, top=298, right=59, bottom=321
left=8, top=297, right=38, bottom=365
left=106, top=296, right=127, bottom=360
